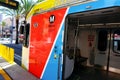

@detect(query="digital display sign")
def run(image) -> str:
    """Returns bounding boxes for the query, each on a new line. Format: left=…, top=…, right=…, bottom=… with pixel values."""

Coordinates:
left=0, top=0, right=19, bottom=10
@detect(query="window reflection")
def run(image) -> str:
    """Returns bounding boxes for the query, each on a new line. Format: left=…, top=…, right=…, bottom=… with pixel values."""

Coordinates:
left=113, top=30, right=120, bottom=54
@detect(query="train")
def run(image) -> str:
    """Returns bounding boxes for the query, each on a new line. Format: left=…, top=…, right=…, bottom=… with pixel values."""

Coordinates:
left=20, top=0, right=120, bottom=80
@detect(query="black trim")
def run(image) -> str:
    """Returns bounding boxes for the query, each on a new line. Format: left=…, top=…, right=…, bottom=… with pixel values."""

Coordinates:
left=23, top=23, right=30, bottom=47
left=62, top=17, right=69, bottom=80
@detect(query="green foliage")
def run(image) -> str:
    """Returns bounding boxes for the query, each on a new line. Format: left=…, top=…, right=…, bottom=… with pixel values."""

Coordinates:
left=20, top=0, right=38, bottom=19
left=0, top=0, right=45, bottom=44
left=0, top=0, right=43, bottom=19
left=0, top=4, right=22, bottom=18
left=1, top=21, right=6, bottom=27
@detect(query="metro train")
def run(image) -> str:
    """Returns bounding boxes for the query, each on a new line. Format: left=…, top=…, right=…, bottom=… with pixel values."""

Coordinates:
left=20, top=0, right=120, bottom=80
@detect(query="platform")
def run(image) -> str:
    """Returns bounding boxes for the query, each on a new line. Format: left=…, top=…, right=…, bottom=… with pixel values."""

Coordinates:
left=0, top=57, right=39, bottom=80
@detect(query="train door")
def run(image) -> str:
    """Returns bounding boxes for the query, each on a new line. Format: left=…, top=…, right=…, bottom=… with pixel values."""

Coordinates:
left=94, top=28, right=108, bottom=67
left=63, top=7, right=120, bottom=79
left=74, top=27, right=120, bottom=73
left=63, top=20, right=97, bottom=79
left=63, top=23, right=98, bottom=79
left=63, top=26, right=120, bottom=80
left=95, top=28, right=120, bottom=73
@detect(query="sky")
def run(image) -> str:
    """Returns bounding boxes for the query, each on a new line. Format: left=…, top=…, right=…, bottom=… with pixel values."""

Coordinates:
left=0, top=14, right=2, bottom=22
left=0, top=7, right=11, bottom=20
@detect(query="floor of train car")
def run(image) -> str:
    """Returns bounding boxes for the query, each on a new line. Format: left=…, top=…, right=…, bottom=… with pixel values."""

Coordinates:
left=66, top=65, right=120, bottom=80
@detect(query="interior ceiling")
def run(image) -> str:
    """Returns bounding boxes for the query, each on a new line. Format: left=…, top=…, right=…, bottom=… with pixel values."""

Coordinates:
left=68, top=6, right=120, bottom=24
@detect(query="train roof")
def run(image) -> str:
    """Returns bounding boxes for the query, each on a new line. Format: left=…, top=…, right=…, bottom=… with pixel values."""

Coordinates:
left=26, top=0, right=95, bottom=20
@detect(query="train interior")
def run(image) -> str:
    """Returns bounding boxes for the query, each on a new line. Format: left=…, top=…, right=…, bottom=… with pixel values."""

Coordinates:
left=63, top=7, right=120, bottom=80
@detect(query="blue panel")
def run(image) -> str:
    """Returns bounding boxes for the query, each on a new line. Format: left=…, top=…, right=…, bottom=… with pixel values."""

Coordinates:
left=68, top=0, right=120, bottom=14
left=42, top=23, right=64, bottom=80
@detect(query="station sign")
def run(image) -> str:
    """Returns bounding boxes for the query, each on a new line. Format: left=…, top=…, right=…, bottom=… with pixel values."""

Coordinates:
left=0, top=0, right=19, bottom=10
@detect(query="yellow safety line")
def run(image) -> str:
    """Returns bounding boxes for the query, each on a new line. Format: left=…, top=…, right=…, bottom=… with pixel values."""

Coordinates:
left=0, top=67, right=11, bottom=80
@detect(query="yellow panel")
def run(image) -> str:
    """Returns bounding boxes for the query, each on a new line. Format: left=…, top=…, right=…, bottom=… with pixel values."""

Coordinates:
left=9, top=48, right=14, bottom=64
left=0, top=44, right=14, bottom=64
left=26, top=0, right=55, bottom=19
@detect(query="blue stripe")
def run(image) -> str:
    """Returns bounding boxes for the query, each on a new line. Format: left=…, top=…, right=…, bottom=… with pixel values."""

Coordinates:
left=42, top=23, right=64, bottom=80
left=68, top=0, right=120, bottom=14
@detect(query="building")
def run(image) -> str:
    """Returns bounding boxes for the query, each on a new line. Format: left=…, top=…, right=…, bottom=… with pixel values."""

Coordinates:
left=2, top=17, right=16, bottom=40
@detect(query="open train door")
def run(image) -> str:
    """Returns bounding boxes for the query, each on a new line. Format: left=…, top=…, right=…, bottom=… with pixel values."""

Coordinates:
left=63, top=7, right=120, bottom=79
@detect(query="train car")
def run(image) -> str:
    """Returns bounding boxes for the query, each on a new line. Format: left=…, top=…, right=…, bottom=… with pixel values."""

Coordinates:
left=21, top=0, right=120, bottom=80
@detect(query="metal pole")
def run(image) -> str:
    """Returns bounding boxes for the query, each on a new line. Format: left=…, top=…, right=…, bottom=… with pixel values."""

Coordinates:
left=10, top=16, right=14, bottom=43
left=106, top=29, right=111, bottom=80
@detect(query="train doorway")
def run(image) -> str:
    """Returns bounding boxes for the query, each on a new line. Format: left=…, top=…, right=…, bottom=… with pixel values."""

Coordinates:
left=63, top=7, right=120, bottom=80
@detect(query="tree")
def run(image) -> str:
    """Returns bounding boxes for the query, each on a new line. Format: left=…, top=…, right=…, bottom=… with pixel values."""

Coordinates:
left=15, top=0, right=43, bottom=45
left=0, top=21, right=6, bottom=37
left=20, top=0, right=38, bottom=20
left=0, top=0, right=44, bottom=44
left=19, top=0, right=44, bottom=46
left=0, top=5, right=23, bottom=44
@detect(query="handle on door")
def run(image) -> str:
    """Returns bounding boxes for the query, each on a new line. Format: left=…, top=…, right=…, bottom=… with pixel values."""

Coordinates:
left=54, top=53, right=59, bottom=59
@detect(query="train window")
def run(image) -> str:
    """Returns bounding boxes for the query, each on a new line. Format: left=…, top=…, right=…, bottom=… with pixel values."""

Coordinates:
left=19, top=21, right=25, bottom=44
left=19, top=25, right=24, bottom=34
left=113, top=30, right=120, bottom=54
left=23, top=23, right=30, bottom=47
left=98, top=30, right=108, bottom=51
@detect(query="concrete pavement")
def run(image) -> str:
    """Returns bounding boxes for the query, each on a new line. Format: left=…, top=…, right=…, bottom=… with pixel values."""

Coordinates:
left=0, top=57, right=39, bottom=80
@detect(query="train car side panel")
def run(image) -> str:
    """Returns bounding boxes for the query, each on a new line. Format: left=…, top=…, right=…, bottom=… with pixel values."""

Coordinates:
left=41, top=8, right=68, bottom=80
left=29, top=8, right=68, bottom=79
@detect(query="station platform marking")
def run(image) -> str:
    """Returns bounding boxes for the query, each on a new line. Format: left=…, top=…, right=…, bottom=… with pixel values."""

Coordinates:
left=0, top=67, right=11, bottom=80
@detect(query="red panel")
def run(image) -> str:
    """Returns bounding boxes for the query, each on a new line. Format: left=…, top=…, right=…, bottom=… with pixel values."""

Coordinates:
left=29, top=8, right=67, bottom=78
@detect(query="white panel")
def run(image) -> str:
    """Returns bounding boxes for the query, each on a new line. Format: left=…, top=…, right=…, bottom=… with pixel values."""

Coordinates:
left=21, top=47, right=29, bottom=70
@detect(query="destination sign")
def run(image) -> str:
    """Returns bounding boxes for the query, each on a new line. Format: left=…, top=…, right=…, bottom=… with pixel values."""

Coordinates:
left=0, top=0, right=19, bottom=10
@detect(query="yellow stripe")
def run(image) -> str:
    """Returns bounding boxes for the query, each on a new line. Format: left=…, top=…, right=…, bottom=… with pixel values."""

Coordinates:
left=26, top=0, right=55, bottom=20
left=0, top=67, right=11, bottom=80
